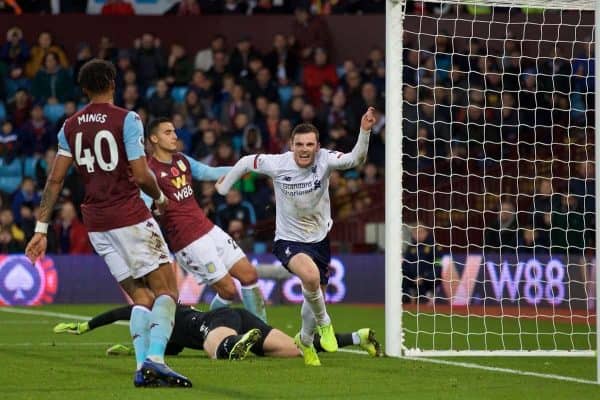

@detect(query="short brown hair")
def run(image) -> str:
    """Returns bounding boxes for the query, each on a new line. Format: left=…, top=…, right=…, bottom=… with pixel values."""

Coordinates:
left=291, top=123, right=319, bottom=143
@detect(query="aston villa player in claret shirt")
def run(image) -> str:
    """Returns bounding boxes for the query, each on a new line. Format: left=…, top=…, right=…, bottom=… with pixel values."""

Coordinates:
left=24, top=59, right=191, bottom=388
left=145, top=118, right=267, bottom=322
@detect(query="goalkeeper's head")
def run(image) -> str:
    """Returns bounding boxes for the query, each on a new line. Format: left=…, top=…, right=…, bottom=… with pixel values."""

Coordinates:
left=290, top=123, right=320, bottom=169
left=147, top=117, right=178, bottom=154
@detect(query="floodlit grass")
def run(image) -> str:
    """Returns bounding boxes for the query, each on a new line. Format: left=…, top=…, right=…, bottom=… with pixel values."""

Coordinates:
left=0, top=304, right=597, bottom=399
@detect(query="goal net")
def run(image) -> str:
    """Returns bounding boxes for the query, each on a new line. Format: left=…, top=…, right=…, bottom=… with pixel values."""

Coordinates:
left=386, top=0, right=597, bottom=358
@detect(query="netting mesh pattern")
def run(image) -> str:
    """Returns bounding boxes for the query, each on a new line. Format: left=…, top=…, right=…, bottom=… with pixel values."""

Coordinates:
left=400, top=2, right=595, bottom=352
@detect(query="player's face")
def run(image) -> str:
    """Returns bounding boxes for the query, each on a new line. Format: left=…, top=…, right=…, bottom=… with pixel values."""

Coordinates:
left=154, top=122, right=178, bottom=153
left=292, top=132, right=319, bottom=168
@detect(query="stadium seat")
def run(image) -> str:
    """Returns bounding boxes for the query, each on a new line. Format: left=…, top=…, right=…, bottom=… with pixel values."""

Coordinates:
left=43, top=103, right=65, bottom=124
left=0, top=157, right=23, bottom=194
left=23, top=157, right=36, bottom=179
left=0, top=102, right=6, bottom=122
left=171, top=86, right=188, bottom=103
left=277, top=86, right=293, bottom=105
left=145, top=86, right=156, bottom=99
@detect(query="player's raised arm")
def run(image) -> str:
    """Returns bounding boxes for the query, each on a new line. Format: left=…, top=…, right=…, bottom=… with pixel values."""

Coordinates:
left=215, top=154, right=278, bottom=195
left=182, top=154, right=231, bottom=181
left=124, top=111, right=167, bottom=209
left=326, top=107, right=376, bottom=171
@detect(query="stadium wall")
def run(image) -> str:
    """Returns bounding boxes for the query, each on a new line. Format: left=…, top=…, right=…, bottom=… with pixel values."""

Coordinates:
left=0, top=15, right=385, bottom=64
left=0, top=253, right=592, bottom=311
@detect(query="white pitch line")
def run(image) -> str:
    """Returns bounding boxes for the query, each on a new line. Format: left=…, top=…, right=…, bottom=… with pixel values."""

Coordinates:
left=403, top=356, right=597, bottom=386
left=3, top=307, right=597, bottom=385
left=0, top=342, right=118, bottom=347
left=0, top=307, right=128, bottom=326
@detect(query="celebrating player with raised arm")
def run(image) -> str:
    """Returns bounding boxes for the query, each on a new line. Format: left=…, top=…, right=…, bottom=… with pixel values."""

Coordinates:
left=24, top=59, right=191, bottom=388
left=144, top=118, right=267, bottom=322
left=216, top=107, right=377, bottom=366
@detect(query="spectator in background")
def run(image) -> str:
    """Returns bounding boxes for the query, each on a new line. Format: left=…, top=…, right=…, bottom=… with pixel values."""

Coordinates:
left=7, top=89, right=32, bottom=128
left=132, top=32, right=166, bottom=85
left=19, top=104, right=53, bottom=156
left=166, top=42, right=193, bottom=87
left=147, top=79, right=174, bottom=118
left=229, top=35, right=261, bottom=80
left=228, top=218, right=254, bottom=254
left=5, top=64, right=31, bottom=100
left=19, top=203, right=35, bottom=241
left=485, top=199, right=519, bottom=251
left=172, top=112, right=192, bottom=154
left=19, top=0, right=51, bottom=13
left=551, top=194, right=586, bottom=255
left=193, top=128, right=217, bottom=163
left=246, top=67, right=279, bottom=103
left=206, top=50, right=230, bottom=92
left=0, top=209, right=25, bottom=251
left=177, top=0, right=201, bottom=15
left=241, top=124, right=264, bottom=156
left=222, top=0, right=248, bottom=14
left=34, top=147, right=55, bottom=186
left=264, top=33, right=299, bottom=86
left=402, top=223, right=437, bottom=304
left=303, top=47, right=338, bottom=107
left=11, top=177, right=40, bottom=225
left=263, top=102, right=282, bottom=153
left=31, top=51, right=73, bottom=103
left=54, top=201, right=92, bottom=254
left=194, top=34, right=226, bottom=72
left=119, top=83, right=144, bottom=111
left=0, top=0, right=22, bottom=14
left=54, top=100, right=77, bottom=131
left=1, top=27, right=29, bottom=69
left=101, top=0, right=135, bottom=15
left=96, top=35, right=118, bottom=63
left=220, top=84, right=254, bottom=130
left=72, top=43, right=93, bottom=87
left=0, top=121, right=18, bottom=161
left=177, top=89, right=206, bottom=130
left=216, top=188, right=256, bottom=230
left=213, top=139, right=238, bottom=166
left=25, top=31, right=69, bottom=78
left=291, top=4, right=331, bottom=62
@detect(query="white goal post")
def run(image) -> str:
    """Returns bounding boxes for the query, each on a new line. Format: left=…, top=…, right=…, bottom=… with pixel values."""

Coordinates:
left=384, top=0, right=599, bottom=375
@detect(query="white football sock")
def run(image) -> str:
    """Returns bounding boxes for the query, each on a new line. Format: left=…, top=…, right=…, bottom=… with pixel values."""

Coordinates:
left=302, top=287, right=331, bottom=327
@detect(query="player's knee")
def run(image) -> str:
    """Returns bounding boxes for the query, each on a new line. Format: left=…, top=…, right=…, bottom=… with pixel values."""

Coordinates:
left=214, top=279, right=237, bottom=300
left=237, top=267, right=258, bottom=286
left=300, top=269, right=321, bottom=290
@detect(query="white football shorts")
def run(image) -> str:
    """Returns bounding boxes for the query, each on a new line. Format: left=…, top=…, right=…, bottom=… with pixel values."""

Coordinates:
left=175, top=225, right=246, bottom=285
left=89, top=218, right=173, bottom=282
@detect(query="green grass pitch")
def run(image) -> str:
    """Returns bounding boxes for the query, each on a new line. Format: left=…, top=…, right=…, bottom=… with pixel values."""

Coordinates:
left=0, top=304, right=598, bottom=399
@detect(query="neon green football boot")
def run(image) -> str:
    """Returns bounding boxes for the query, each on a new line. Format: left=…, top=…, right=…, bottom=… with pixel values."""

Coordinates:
left=357, top=328, right=384, bottom=357
left=294, top=333, right=321, bottom=366
left=53, top=321, right=90, bottom=335
left=316, top=323, right=338, bottom=352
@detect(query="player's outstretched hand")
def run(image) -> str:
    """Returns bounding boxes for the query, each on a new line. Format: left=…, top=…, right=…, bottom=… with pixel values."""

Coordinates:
left=360, top=107, right=377, bottom=132
left=25, top=233, right=47, bottom=263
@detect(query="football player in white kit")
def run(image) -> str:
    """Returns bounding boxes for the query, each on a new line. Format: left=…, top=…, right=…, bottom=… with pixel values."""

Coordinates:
left=216, top=107, right=377, bottom=366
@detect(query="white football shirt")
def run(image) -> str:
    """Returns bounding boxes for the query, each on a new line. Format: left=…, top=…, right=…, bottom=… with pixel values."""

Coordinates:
left=217, top=130, right=370, bottom=242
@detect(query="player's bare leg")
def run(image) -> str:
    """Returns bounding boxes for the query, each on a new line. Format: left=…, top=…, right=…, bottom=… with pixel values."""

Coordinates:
left=204, top=326, right=262, bottom=360
left=141, top=263, right=191, bottom=388
left=261, top=329, right=301, bottom=357
left=229, top=257, right=267, bottom=322
left=288, top=253, right=337, bottom=354
left=210, top=273, right=237, bottom=310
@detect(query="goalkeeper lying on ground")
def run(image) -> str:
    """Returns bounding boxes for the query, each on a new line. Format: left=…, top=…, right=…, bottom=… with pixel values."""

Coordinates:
left=53, top=305, right=383, bottom=360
